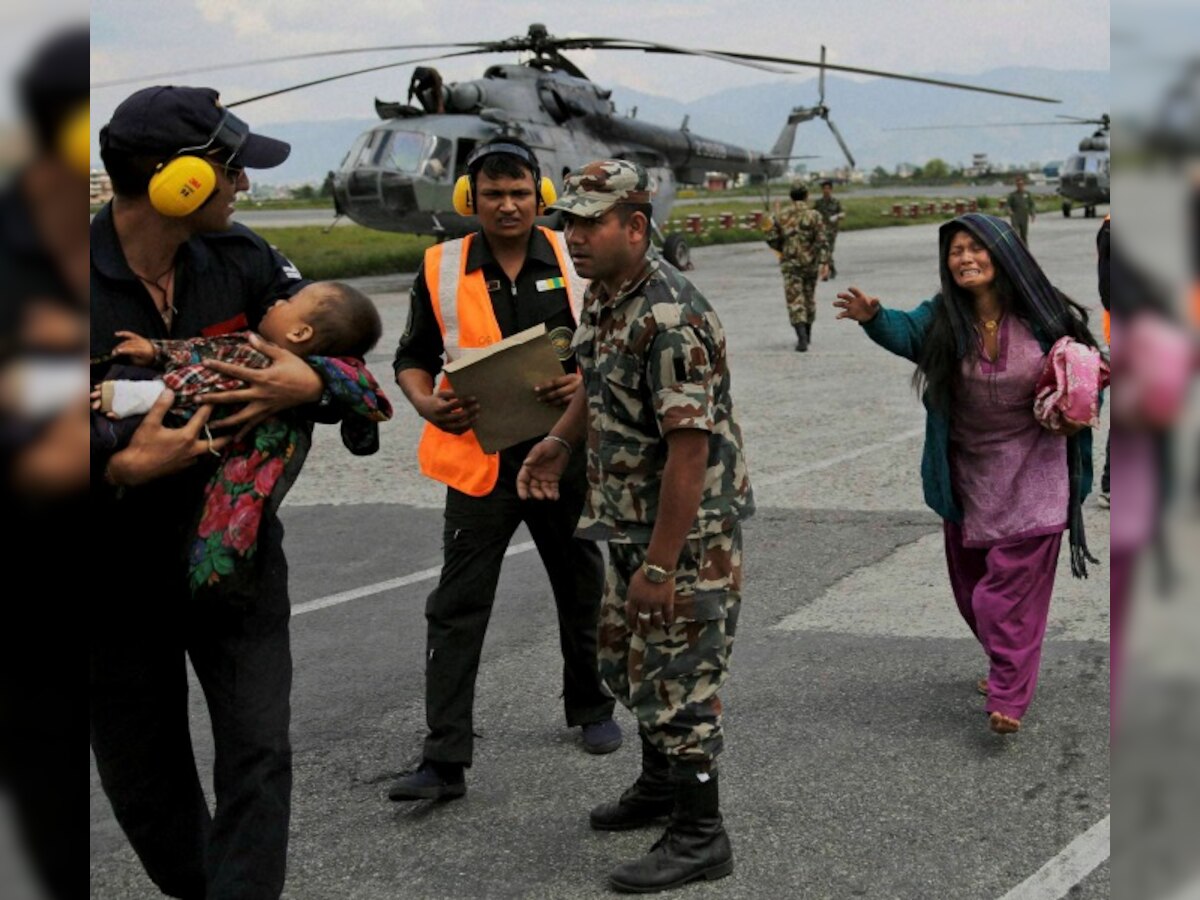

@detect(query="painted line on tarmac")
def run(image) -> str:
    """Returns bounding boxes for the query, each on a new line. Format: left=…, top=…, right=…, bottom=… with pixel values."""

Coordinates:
left=292, top=541, right=537, bottom=617
left=994, top=814, right=1109, bottom=900
left=293, top=427, right=923, bottom=618
left=752, top=426, right=924, bottom=489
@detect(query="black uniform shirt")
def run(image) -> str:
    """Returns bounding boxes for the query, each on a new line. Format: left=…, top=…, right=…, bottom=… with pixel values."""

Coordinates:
left=91, top=203, right=307, bottom=365
left=393, top=227, right=578, bottom=378
left=90, top=203, right=309, bottom=548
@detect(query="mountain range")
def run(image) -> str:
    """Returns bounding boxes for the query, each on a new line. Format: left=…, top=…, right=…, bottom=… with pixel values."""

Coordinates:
left=248, top=66, right=1108, bottom=186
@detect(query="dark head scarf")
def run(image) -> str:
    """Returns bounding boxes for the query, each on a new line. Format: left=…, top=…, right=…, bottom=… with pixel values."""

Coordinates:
left=935, top=213, right=1098, bottom=578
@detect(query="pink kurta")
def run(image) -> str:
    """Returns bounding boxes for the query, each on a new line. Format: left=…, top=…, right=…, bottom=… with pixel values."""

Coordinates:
left=945, top=316, right=1070, bottom=723
left=949, top=317, right=1068, bottom=546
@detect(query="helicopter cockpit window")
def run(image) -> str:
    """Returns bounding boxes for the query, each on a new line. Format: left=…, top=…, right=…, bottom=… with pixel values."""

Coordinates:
left=1065, top=156, right=1088, bottom=174
left=378, top=132, right=453, bottom=180
left=340, top=133, right=370, bottom=170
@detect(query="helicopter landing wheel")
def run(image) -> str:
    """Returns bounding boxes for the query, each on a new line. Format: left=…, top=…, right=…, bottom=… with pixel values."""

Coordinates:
left=1061, top=202, right=1072, bottom=218
left=1084, top=205, right=1096, bottom=218
left=662, top=234, right=692, bottom=271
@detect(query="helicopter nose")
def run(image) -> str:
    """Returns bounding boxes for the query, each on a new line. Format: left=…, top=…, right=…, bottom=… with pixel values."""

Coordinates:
left=380, top=172, right=417, bottom=214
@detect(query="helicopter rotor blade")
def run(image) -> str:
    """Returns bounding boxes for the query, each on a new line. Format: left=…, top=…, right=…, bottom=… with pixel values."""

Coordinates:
left=678, top=49, right=1062, bottom=103
left=824, top=117, right=856, bottom=169
left=555, top=37, right=793, bottom=74
left=224, top=49, right=488, bottom=108
left=90, top=42, right=491, bottom=89
left=884, top=121, right=1090, bottom=131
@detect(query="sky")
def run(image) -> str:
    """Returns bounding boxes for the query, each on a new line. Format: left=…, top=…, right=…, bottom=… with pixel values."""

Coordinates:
left=88, top=0, right=1110, bottom=141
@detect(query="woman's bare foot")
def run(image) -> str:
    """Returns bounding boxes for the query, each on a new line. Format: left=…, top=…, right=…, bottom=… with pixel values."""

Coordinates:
left=976, top=678, right=989, bottom=696
left=989, top=712, right=1021, bottom=734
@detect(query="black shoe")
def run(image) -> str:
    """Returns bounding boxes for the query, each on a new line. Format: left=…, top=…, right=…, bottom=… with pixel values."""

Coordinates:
left=387, top=760, right=466, bottom=802
left=581, top=718, right=623, bottom=755
left=607, top=773, right=733, bottom=893
left=591, top=734, right=673, bottom=831
left=794, top=323, right=809, bottom=352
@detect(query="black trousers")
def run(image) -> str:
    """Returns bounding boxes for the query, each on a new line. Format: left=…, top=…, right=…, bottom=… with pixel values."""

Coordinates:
left=90, top=517, right=292, bottom=900
left=423, top=447, right=613, bottom=764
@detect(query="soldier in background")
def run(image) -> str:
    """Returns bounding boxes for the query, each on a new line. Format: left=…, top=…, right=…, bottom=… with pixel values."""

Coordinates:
left=813, top=179, right=845, bottom=280
left=767, top=182, right=829, bottom=352
left=1006, top=175, right=1037, bottom=244
left=518, top=160, right=754, bottom=893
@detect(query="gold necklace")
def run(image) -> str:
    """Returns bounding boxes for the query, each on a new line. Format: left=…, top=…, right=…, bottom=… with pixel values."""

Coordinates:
left=975, top=314, right=1003, bottom=335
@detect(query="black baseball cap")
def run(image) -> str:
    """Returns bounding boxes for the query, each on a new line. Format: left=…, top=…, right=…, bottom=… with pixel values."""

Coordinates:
left=99, top=86, right=290, bottom=168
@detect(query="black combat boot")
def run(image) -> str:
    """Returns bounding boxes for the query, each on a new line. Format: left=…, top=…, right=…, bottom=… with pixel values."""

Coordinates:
left=794, top=322, right=809, bottom=352
left=590, top=733, right=673, bottom=831
left=607, top=772, right=733, bottom=893
left=806, top=320, right=814, bottom=347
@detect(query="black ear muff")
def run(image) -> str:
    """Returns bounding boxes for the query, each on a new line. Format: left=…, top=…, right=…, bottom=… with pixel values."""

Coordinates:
left=148, top=156, right=217, bottom=217
left=452, top=174, right=473, bottom=215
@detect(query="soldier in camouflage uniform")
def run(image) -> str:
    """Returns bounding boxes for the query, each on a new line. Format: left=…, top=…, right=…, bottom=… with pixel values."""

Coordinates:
left=518, top=160, right=754, bottom=894
left=767, top=182, right=829, bottom=352
left=813, top=179, right=845, bottom=280
left=1006, top=176, right=1037, bottom=244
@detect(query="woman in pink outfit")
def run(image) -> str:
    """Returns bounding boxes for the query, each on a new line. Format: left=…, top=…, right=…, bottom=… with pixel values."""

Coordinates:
left=836, top=213, right=1101, bottom=735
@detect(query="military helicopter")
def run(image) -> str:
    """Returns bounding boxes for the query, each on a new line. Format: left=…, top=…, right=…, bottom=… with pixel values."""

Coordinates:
left=1056, top=114, right=1109, bottom=217
left=885, top=113, right=1109, bottom=218
left=97, top=24, right=1061, bottom=270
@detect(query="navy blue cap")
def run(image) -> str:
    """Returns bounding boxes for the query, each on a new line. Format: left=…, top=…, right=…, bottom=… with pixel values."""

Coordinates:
left=99, top=86, right=289, bottom=168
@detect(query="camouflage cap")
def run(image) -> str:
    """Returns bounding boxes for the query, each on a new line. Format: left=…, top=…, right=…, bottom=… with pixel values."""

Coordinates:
left=548, top=159, right=653, bottom=219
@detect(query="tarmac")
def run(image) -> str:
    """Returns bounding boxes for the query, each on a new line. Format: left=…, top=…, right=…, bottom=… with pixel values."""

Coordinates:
left=89, top=211, right=1111, bottom=899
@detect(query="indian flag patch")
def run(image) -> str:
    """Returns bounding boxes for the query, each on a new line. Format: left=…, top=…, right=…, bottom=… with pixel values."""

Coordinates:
left=536, top=276, right=566, bottom=292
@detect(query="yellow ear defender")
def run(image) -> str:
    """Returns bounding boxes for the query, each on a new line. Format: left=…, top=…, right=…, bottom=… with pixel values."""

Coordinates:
left=452, top=174, right=474, bottom=216
left=58, top=103, right=91, bottom=177
left=451, top=174, right=557, bottom=216
left=145, top=108, right=250, bottom=217
left=148, top=156, right=218, bottom=217
left=539, top=177, right=557, bottom=208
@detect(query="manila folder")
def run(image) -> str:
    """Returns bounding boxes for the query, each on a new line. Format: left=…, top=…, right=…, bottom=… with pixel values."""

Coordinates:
left=442, top=324, right=568, bottom=453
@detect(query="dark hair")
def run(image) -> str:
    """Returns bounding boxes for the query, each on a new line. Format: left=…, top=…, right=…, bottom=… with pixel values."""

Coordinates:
left=820, top=180, right=833, bottom=189
left=471, top=137, right=538, bottom=187
left=613, top=202, right=654, bottom=249
left=18, top=25, right=88, bottom=154
left=789, top=185, right=809, bottom=202
left=306, top=282, right=383, bottom=358
left=914, top=225, right=1096, bottom=411
left=100, top=147, right=160, bottom=197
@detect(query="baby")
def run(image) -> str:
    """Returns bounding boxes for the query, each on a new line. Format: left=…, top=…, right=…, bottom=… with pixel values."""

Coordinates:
left=92, top=280, right=392, bottom=599
left=94, top=280, right=382, bottom=427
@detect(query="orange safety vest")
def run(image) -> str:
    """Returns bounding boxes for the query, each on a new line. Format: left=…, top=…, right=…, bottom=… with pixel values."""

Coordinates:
left=1101, top=215, right=1111, bottom=344
left=416, top=226, right=587, bottom=496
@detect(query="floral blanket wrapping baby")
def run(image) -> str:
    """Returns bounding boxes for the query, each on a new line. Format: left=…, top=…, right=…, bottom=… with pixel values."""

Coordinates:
left=1033, top=335, right=1110, bottom=431
left=99, top=333, right=393, bottom=599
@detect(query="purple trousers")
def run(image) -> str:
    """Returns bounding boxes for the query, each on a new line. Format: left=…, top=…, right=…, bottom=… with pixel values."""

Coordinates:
left=943, top=521, right=1063, bottom=721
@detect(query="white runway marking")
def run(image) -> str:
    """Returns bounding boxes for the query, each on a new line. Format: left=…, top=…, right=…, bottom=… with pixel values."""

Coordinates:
left=292, top=541, right=536, bottom=616
left=751, top=426, right=924, bottom=488
left=994, top=815, right=1109, bottom=900
left=292, top=428, right=925, bottom=619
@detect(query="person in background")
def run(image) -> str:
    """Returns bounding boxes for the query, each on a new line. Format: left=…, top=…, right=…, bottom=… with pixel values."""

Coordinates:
left=388, top=137, right=620, bottom=805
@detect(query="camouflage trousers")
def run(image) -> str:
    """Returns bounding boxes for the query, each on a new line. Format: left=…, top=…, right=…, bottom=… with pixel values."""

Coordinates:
left=781, top=265, right=819, bottom=325
left=598, top=527, right=742, bottom=780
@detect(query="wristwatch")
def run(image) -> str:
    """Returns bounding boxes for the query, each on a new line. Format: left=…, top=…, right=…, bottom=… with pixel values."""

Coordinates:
left=640, top=562, right=675, bottom=584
